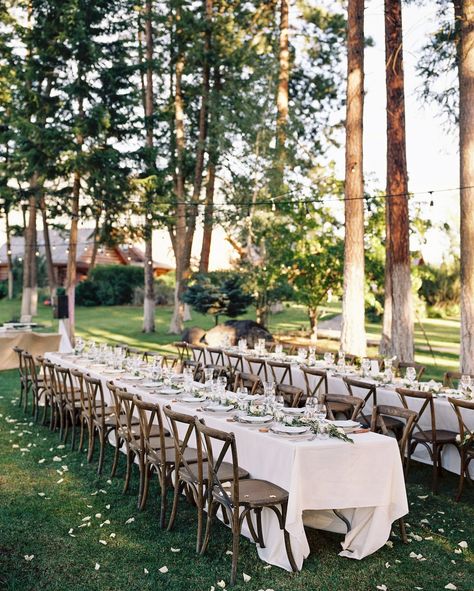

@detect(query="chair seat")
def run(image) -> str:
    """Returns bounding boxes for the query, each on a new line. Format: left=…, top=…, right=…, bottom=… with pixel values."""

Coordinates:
left=218, top=478, right=288, bottom=507
left=183, top=460, right=247, bottom=483
left=413, top=430, right=458, bottom=444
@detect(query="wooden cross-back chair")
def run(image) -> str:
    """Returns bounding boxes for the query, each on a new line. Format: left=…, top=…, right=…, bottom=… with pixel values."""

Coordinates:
left=83, top=374, right=116, bottom=474
left=443, top=371, right=474, bottom=389
left=54, top=364, right=82, bottom=450
left=370, top=404, right=418, bottom=542
left=448, top=397, right=474, bottom=501
left=397, top=387, right=458, bottom=492
left=188, top=344, right=206, bottom=364
left=323, top=393, right=365, bottom=421
left=225, top=351, right=245, bottom=382
left=195, top=419, right=297, bottom=585
left=395, top=361, right=426, bottom=381
left=267, top=360, right=293, bottom=386
left=12, top=346, right=29, bottom=410
left=233, top=371, right=263, bottom=396
left=244, top=356, right=268, bottom=382
left=133, top=398, right=176, bottom=523
left=301, top=366, right=328, bottom=400
left=22, top=352, right=46, bottom=420
left=206, top=347, right=225, bottom=366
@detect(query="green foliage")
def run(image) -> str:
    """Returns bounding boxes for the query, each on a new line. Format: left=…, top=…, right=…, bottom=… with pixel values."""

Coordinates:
left=75, top=265, right=144, bottom=307
left=0, top=281, right=7, bottom=300
left=418, top=259, right=461, bottom=317
left=183, top=272, right=253, bottom=324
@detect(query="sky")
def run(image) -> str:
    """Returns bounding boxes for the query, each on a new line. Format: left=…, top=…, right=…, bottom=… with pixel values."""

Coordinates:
left=0, top=0, right=460, bottom=268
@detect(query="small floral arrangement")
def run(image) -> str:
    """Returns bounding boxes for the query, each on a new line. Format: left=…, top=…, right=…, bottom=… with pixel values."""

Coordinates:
left=455, top=432, right=474, bottom=447
left=247, top=404, right=266, bottom=417
left=287, top=416, right=354, bottom=443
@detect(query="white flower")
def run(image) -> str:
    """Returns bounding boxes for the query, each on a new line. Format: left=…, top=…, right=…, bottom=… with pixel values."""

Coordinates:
left=95, top=563, right=100, bottom=571
left=455, top=434, right=461, bottom=443
left=159, top=566, right=168, bottom=574
left=454, top=549, right=462, bottom=554
left=24, top=555, right=34, bottom=562
left=105, top=504, right=111, bottom=509
left=243, top=573, right=251, bottom=583
left=337, top=427, right=345, bottom=435
left=385, top=541, right=393, bottom=548
left=458, top=541, right=468, bottom=549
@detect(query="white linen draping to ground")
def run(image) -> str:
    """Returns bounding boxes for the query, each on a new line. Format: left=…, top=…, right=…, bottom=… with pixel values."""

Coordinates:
left=45, top=352, right=408, bottom=572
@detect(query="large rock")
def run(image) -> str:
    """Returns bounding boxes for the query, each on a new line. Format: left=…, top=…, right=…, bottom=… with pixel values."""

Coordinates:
left=202, top=320, right=273, bottom=348
left=181, top=326, right=206, bottom=345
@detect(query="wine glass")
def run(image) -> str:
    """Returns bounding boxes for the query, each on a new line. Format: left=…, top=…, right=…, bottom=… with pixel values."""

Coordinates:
left=460, top=374, right=471, bottom=394
left=297, top=348, right=307, bottom=364
left=361, top=358, right=371, bottom=377
left=405, top=366, right=417, bottom=385
left=315, top=403, right=327, bottom=421
left=323, top=352, right=334, bottom=366
left=304, top=396, right=317, bottom=420
left=274, top=343, right=283, bottom=357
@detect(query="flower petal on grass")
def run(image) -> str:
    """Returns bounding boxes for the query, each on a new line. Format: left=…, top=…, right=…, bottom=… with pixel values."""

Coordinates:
left=458, top=541, right=468, bottom=549
left=376, top=585, right=388, bottom=591
left=444, top=585, right=457, bottom=590
left=95, top=563, right=100, bottom=571
left=38, top=459, right=45, bottom=464
left=217, top=581, right=226, bottom=588
left=144, top=568, right=149, bottom=575
left=170, top=547, right=180, bottom=553
left=105, top=504, right=111, bottom=510
left=99, top=540, right=107, bottom=546
left=109, top=533, right=116, bottom=538
left=243, top=573, right=251, bottom=583
left=82, top=516, right=91, bottom=522
left=125, top=517, right=135, bottom=525
left=52, top=456, right=62, bottom=462
left=24, top=555, right=34, bottom=562
left=38, top=492, right=45, bottom=497
left=159, top=566, right=168, bottom=574
left=99, top=520, right=110, bottom=528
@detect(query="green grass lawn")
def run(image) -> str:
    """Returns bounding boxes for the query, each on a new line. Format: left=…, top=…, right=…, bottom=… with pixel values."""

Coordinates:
left=0, top=370, right=473, bottom=590
left=0, top=297, right=460, bottom=380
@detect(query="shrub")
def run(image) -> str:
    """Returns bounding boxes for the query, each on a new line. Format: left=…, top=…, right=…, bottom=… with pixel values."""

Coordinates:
left=75, top=265, right=144, bottom=306
left=132, top=279, right=174, bottom=306
left=0, top=281, right=7, bottom=300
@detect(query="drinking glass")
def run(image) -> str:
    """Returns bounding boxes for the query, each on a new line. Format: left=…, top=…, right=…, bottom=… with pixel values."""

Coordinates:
left=323, top=352, right=334, bottom=366
left=263, top=380, right=275, bottom=397
left=337, top=349, right=345, bottom=368
left=361, top=358, right=371, bottom=377
left=297, top=348, right=307, bottom=364
left=274, top=343, right=283, bottom=357
left=236, top=386, right=249, bottom=398
left=151, top=364, right=162, bottom=382
left=405, top=367, right=417, bottom=385
left=318, top=422, right=329, bottom=440
left=460, top=374, right=471, bottom=394
left=315, top=403, right=327, bottom=421
left=304, top=396, right=317, bottom=420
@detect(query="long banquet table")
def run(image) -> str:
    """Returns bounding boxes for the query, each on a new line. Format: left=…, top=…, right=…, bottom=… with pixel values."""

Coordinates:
left=46, top=351, right=408, bottom=572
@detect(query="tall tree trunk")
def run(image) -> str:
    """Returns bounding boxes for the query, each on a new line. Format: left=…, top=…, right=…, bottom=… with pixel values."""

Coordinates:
left=143, top=0, right=155, bottom=333
left=183, top=0, right=212, bottom=269
left=341, top=0, right=367, bottom=357
left=274, top=0, right=289, bottom=192
left=380, top=201, right=392, bottom=354
left=20, top=176, right=38, bottom=319
left=66, top=81, right=84, bottom=343
left=383, top=0, right=413, bottom=362
left=5, top=209, right=14, bottom=299
left=459, top=0, right=474, bottom=372
left=199, top=159, right=216, bottom=273
left=39, top=194, right=57, bottom=298
left=169, top=5, right=187, bottom=334
left=87, top=213, right=101, bottom=276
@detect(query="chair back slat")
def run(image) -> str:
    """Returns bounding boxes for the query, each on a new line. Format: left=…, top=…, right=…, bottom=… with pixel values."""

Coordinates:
left=301, top=366, right=328, bottom=399
left=54, top=365, right=76, bottom=407
left=371, top=404, right=418, bottom=461
left=267, top=361, right=292, bottom=385
left=84, top=375, right=107, bottom=424
left=244, top=356, right=268, bottom=381
left=324, top=393, right=364, bottom=421
left=233, top=371, right=262, bottom=395
left=163, top=405, right=203, bottom=484
left=206, top=347, right=225, bottom=365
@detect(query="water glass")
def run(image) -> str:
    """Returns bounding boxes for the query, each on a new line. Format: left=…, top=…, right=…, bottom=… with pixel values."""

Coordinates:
left=361, top=358, right=371, bottom=377
left=318, top=422, right=329, bottom=440
left=337, top=349, right=345, bottom=368
left=297, top=348, right=307, bottom=364
left=275, top=343, right=283, bottom=357
left=238, top=338, right=248, bottom=352
left=304, top=396, right=317, bottom=420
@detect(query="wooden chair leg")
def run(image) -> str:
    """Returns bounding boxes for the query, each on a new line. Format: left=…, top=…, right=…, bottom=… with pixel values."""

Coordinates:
left=159, top=469, right=168, bottom=529
left=87, top=429, right=96, bottom=463
left=97, top=431, right=106, bottom=475
left=110, top=435, right=120, bottom=478
left=399, top=517, right=408, bottom=543
left=78, top=418, right=85, bottom=452
left=139, top=464, right=151, bottom=511
left=70, top=411, right=77, bottom=450
left=166, top=475, right=181, bottom=530
left=230, top=513, right=240, bottom=586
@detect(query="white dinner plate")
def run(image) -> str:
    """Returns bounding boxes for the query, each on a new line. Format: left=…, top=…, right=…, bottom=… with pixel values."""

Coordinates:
left=181, top=395, right=206, bottom=403
left=327, top=420, right=360, bottom=429
left=238, top=414, right=273, bottom=424
left=141, top=381, right=162, bottom=388
left=204, top=403, right=235, bottom=413
left=158, top=387, right=182, bottom=395
left=283, top=408, right=305, bottom=415
left=271, top=424, right=310, bottom=435
left=122, top=375, right=143, bottom=381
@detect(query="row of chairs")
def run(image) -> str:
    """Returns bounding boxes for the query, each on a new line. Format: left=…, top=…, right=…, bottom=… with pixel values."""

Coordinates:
left=11, top=347, right=298, bottom=584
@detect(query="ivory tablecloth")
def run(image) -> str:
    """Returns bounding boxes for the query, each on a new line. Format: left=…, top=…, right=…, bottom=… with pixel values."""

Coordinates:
left=0, top=332, right=62, bottom=370
left=46, top=352, right=408, bottom=572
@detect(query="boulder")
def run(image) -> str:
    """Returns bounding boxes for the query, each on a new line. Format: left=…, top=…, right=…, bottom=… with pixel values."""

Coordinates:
left=181, top=326, right=206, bottom=345
left=202, top=320, right=273, bottom=348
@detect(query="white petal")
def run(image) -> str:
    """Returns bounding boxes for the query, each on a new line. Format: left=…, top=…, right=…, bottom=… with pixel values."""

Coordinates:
left=217, top=581, right=226, bottom=588
left=105, top=504, right=111, bottom=510
left=82, top=516, right=91, bottom=522
left=243, top=573, right=251, bottom=583
left=417, top=495, right=428, bottom=500
left=225, top=550, right=233, bottom=555
left=170, top=547, right=181, bottom=553
left=454, top=549, right=462, bottom=554
left=376, top=586, right=387, bottom=591
left=57, top=478, right=64, bottom=484
left=99, top=540, right=107, bottom=546
left=458, top=541, right=468, bottom=549
left=109, top=533, right=116, bottom=538
left=95, top=563, right=100, bottom=571
left=159, top=566, right=168, bottom=574
left=53, top=456, right=61, bottom=462
left=24, top=555, right=34, bottom=562
left=444, top=585, right=457, bottom=590
left=385, top=541, right=393, bottom=548
left=38, top=493, right=45, bottom=497
left=125, top=517, right=135, bottom=525
left=144, top=568, right=149, bottom=574
left=95, top=513, right=102, bottom=519
left=38, top=459, right=46, bottom=464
